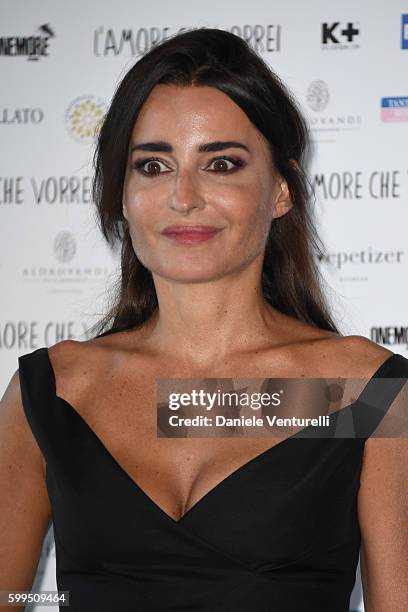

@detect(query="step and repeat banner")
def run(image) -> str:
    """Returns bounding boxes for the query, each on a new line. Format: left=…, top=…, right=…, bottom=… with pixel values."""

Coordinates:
left=1, top=1, right=407, bottom=610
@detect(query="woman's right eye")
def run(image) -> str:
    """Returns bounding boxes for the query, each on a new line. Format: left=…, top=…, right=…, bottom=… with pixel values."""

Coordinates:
left=132, top=158, right=171, bottom=177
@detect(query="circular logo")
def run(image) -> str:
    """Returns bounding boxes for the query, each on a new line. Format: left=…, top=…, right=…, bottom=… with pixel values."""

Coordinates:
left=65, top=95, right=106, bottom=144
left=53, top=231, right=76, bottom=263
left=306, top=80, right=330, bottom=112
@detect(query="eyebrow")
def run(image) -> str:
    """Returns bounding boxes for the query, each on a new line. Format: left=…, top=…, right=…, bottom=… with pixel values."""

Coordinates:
left=130, top=141, right=250, bottom=154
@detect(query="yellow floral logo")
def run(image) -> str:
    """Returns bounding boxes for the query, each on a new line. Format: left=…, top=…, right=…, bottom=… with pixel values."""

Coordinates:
left=65, top=95, right=106, bottom=144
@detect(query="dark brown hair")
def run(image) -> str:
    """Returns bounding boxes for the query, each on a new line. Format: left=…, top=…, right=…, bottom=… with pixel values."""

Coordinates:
left=89, top=27, right=340, bottom=339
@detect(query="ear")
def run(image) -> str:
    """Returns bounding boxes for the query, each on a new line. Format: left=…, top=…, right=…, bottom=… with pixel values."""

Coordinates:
left=122, top=203, right=128, bottom=221
left=289, top=158, right=300, bottom=171
left=271, top=175, right=293, bottom=220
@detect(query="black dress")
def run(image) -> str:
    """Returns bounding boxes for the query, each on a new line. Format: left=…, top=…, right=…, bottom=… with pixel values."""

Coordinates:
left=18, top=346, right=408, bottom=611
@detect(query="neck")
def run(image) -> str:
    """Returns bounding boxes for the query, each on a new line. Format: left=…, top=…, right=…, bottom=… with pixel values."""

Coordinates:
left=141, top=267, right=284, bottom=369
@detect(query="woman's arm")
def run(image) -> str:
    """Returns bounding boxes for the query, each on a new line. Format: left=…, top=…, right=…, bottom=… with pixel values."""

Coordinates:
left=0, top=369, right=52, bottom=612
left=358, top=436, right=408, bottom=611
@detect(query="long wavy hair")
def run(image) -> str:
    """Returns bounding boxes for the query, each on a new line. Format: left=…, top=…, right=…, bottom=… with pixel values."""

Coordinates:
left=89, top=27, right=340, bottom=339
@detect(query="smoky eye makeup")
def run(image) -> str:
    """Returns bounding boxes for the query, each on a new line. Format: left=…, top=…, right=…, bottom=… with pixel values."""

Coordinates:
left=205, top=156, right=246, bottom=173
left=131, top=155, right=247, bottom=177
left=131, top=157, right=171, bottom=176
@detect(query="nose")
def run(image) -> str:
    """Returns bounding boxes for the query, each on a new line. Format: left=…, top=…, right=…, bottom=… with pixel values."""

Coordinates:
left=169, top=168, right=205, bottom=213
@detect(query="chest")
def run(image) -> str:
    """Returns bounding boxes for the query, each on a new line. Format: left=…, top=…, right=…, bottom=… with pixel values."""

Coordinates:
left=47, top=415, right=365, bottom=571
left=69, top=361, right=345, bottom=521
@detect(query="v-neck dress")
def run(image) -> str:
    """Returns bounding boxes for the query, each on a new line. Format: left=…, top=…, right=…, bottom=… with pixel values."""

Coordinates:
left=18, top=346, right=408, bottom=611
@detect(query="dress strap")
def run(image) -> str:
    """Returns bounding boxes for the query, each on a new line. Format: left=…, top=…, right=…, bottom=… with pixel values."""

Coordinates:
left=18, top=347, right=57, bottom=463
left=346, top=353, right=408, bottom=439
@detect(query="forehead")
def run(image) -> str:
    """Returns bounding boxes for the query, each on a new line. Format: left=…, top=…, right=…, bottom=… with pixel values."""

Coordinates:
left=131, top=84, right=261, bottom=143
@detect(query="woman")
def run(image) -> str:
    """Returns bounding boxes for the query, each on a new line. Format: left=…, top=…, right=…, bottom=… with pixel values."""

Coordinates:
left=1, top=27, right=407, bottom=612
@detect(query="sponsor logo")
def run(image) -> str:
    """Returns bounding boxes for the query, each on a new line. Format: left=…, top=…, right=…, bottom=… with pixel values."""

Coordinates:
left=0, top=322, right=85, bottom=350
left=381, top=97, right=408, bottom=122
left=317, top=248, right=405, bottom=270
left=65, top=95, right=106, bottom=144
left=321, top=21, right=359, bottom=50
left=20, top=231, right=110, bottom=288
left=54, top=231, right=76, bottom=263
left=306, top=80, right=329, bottom=112
left=93, top=24, right=281, bottom=56
left=0, top=108, right=44, bottom=125
left=305, top=81, right=362, bottom=138
left=371, top=326, right=408, bottom=349
left=402, top=15, right=408, bottom=49
left=0, top=24, right=55, bottom=60
left=93, top=25, right=171, bottom=56
left=0, top=176, right=92, bottom=205
left=316, top=248, right=405, bottom=282
left=311, top=169, right=402, bottom=200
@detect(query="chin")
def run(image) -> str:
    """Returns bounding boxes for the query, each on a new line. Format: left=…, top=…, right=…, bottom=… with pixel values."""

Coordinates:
left=153, top=264, right=227, bottom=284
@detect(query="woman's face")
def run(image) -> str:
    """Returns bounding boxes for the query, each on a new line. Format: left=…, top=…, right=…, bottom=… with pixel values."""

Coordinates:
left=123, top=84, right=292, bottom=282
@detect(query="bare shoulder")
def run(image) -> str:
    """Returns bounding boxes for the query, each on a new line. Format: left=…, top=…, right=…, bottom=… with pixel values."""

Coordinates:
left=275, top=315, right=395, bottom=378
left=47, top=329, right=144, bottom=366
left=47, top=338, right=91, bottom=377
left=46, top=338, right=109, bottom=399
left=45, top=331, right=142, bottom=399
left=323, top=333, right=395, bottom=378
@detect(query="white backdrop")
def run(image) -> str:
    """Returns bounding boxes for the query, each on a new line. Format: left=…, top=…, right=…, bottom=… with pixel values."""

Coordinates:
left=1, top=1, right=407, bottom=610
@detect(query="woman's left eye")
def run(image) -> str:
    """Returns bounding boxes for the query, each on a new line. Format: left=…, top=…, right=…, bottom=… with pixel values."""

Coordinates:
left=206, top=157, right=245, bottom=173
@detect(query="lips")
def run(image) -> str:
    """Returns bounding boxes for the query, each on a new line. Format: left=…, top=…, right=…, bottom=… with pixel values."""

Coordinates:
left=161, top=225, right=223, bottom=245
left=162, top=225, right=221, bottom=235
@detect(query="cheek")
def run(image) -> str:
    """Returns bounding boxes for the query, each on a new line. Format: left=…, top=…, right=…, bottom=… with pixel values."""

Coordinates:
left=123, top=180, right=159, bottom=225
left=227, top=184, right=274, bottom=251
left=224, top=182, right=271, bottom=228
